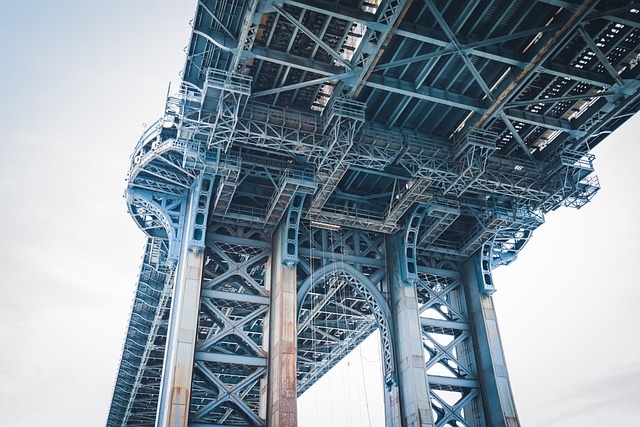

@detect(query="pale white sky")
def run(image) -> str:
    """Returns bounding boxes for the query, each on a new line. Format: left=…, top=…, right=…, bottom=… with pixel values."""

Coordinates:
left=0, top=2, right=638, bottom=426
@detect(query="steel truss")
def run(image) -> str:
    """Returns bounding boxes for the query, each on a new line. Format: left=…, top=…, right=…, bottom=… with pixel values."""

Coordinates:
left=108, top=238, right=173, bottom=426
left=415, top=258, right=516, bottom=427
left=108, top=1, right=640, bottom=426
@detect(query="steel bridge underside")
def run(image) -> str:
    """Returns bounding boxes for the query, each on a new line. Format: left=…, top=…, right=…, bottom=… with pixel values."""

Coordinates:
left=108, top=0, right=640, bottom=426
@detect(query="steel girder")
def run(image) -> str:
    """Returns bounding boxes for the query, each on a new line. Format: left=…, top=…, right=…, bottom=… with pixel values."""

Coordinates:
left=416, top=264, right=494, bottom=427
left=227, top=100, right=599, bottom=218
left=183, top=0, right=640, bottom=156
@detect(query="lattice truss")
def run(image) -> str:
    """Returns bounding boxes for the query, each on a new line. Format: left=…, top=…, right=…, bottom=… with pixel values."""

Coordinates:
left=190, top=224, right=271, bottom=425
left=133, top=0, right=640, bottom=234
left=417, top=270, right=482, bottom=427
left=107, top=238, right=173, bottom=427
left=170, top=222, right=396, bottom=425
left=177, top=0, right=639, bottom=230
left=109, top=0, right=640, bottom=425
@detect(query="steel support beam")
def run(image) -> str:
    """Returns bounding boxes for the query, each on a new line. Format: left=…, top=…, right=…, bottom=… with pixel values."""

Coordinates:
left=461, top=252, right=520, bottom=427
left=385, top=232, right=436, bottom=427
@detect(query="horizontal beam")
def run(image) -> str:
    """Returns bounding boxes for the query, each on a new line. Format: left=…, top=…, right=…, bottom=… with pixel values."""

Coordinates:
left=200, top=289, right=270, bottom=305
left=365, top=74, right=487, bottom=113
left=542, top=61, right=614, bottom=88
left=206, top=233, right=270, bottom=249
left=298, top=247, right=385, bottom=267
left=280, top=0, right=377, bottom=28
left=190, top=423, right=251, bottom=427
left=252, top=71, right=357, bottom=98
left=417, top=265, right=461, bottom=279
left=232, top=102, right=571, bottom=204
left=421, top=317, right=469, bottom=332
left=194, top=352, right=267, bottom=367
left=505, top=90, right=614, bottom=107
left=190, top=27, right=347, bottom=77
left=428, top=375, right=478, bottom=390
left=384, top=22, right=614, bottom=90
left=249, top=45, right=346, bottom=76
left=505, top=109, right=585, bottom=136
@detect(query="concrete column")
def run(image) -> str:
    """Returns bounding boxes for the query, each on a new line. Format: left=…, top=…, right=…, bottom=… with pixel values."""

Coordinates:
left=266, top=222, right=298, bottom=426
left=156, top=245, right=204, bottom=426
left=385, top=233, right=435, bottom=427
left=462, top=253, right=520, bottom=427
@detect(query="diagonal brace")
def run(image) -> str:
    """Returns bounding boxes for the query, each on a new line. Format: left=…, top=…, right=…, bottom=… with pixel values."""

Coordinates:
left=272, top=4, right=354, bottom=69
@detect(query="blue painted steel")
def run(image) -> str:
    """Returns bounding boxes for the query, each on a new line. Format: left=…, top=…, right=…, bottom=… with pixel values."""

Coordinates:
left=461, top=253, right=520, bottom=425
left=280, top=193, right=305, bottom=268
left=402, top=204, right=427, bottom=284
left=107, top=1, right=640, bottom=426
left=186, top=172, right=215, bottom=251
left=479, top=243, right=497, bottom=296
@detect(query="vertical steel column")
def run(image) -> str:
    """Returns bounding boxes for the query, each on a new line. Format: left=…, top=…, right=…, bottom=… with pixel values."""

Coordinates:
left=265, top=220, right=299, bottom=426
left=156, top=173, right=213, bottom=427
left=385, top=232, right=436, bottom=427
left=462, top=253, right=520, bottom=427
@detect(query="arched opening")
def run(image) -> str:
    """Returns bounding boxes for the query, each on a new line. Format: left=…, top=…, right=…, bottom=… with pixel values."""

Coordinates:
left=298, top=331, right=384, bottom=427
left=296, top=263, right=391, bottom=426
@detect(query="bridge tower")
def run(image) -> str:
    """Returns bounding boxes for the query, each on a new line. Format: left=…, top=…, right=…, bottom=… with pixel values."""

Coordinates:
left=107, top=1, right=640, bottom=426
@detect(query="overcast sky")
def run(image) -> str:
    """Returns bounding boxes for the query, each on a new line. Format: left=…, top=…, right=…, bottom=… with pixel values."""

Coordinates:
left=0, top=2, right=638, bottom=426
